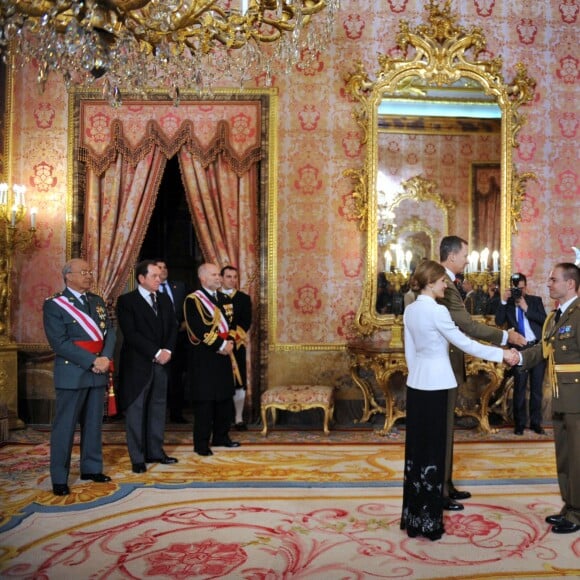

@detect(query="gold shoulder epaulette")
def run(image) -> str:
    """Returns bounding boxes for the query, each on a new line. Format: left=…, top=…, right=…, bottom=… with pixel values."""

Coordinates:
left=45, top=291, right=63, bottom=301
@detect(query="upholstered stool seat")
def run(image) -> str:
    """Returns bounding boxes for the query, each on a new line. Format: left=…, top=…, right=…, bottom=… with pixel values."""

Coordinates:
left=260, top=385, right=335, bottom=435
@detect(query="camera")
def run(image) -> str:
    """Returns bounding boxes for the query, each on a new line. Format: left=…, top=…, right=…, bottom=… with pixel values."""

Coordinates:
left=510, top=274, right=522, bottom=301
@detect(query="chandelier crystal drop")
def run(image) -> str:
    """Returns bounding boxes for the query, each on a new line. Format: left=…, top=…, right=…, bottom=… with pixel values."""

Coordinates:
left=0, top=1, right=339, bottom=103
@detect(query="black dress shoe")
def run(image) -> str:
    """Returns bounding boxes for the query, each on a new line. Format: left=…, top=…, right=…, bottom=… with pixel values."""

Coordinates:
left=53, top=484, right=70, bottom=496
left=514, top=428, right=524, bottom=435
left=443, top=499, right=464, bottom=511
left=146, top=455, right=178, bottom=464
left=551, top=519, right=580, bottom=534
left=132, top=463, right=147, bottom=473
left=545, top=514, right=566, bottom=525
left=213, top=439, right=241, bottom=448
left=80, top=473, right=112, bottom=483
left=234, top=422, right=248, bottom=431
left=531, top=425, right=546, bottom=435
left=195, top=449, right=213, bottom=456
left=449, top=489, right=471, bottom=500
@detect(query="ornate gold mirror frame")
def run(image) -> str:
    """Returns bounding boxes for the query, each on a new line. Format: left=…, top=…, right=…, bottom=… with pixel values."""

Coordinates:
left=344, top=0, right=535, bottom=337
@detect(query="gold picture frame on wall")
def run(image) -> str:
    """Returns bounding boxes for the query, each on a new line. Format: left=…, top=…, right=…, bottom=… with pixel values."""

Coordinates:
left=469, top=162, right=501, bottom=254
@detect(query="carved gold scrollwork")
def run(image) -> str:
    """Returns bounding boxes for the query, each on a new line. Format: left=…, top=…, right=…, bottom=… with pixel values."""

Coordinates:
left=511, top=170, right=537, bottom=234
left=343, top=0, right=536, bottom=336
left=456, top=357, right=506, bottom=435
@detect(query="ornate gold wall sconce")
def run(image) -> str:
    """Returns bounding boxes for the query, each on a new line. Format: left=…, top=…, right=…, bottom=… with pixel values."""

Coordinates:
left=0, top=182, right=38, bottom=430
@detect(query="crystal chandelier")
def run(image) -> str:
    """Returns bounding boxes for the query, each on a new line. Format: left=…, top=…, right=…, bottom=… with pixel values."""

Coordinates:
left=0, top=1, right=339, bottom=104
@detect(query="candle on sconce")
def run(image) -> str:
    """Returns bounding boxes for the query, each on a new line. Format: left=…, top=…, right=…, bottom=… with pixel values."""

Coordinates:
left=240, top=0, right=249, bottom=14
left=405, top=250, right=412, bottom=272
left=0, top=183, right=7, bottom=205
left=384, top=250, right=392, bottom=272
left=30, top=207, right=38, bottom=229
left=480, top=247, right=490, bottom=272
left=392, top=244, right=400, bottom=270
left=492, top=250, right=499, bottom=273
left=397, top=246, right=404, bottom=271
left=10, top=206, right=17, bottom=227
left=470, top=251, right=479, bottom=273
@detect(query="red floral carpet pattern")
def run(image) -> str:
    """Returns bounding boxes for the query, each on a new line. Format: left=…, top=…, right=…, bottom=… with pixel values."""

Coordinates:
left=0, top=435, right=579, bottom=578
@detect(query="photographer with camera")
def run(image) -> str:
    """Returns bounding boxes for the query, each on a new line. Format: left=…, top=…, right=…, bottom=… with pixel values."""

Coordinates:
left=496, top=273, right=547, bottom=435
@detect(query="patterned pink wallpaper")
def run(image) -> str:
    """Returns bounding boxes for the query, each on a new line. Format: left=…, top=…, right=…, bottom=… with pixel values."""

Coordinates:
left=7, top=0, right=579, bottom=348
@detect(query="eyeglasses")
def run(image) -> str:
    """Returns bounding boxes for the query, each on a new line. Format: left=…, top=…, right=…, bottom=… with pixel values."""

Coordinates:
left=69, top=270, right=94, bottom=276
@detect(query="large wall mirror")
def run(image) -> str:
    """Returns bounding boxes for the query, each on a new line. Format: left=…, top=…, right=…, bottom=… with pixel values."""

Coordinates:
left=344, top=0, right=535, bottom=336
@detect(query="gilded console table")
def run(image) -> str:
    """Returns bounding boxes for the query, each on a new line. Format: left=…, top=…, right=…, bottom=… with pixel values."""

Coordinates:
left=348, top=341, right=407, bottom=435
left=457, top=356, right=508, bottom=434
left=348, top=341, right=508, bottom=435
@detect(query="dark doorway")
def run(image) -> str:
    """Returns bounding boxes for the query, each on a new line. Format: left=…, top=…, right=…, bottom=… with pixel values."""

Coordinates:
left=140, top=155, right=202, bottom=290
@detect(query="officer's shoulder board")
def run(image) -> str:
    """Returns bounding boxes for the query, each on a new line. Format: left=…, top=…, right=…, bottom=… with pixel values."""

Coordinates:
left=45, top=291, right=63, bottom=301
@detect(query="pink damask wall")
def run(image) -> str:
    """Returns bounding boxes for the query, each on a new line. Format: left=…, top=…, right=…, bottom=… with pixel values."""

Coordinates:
left=7, top=1, right=579, bottom=369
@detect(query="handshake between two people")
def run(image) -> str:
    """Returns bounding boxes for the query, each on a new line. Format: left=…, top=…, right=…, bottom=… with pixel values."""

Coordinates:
left=502, top=327, right=528, bottom=366
left=503, top=348, right=521, bottom=367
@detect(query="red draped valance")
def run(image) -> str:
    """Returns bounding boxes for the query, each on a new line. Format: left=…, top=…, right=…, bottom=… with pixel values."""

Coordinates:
left=75, top=99, right=264, bottom=177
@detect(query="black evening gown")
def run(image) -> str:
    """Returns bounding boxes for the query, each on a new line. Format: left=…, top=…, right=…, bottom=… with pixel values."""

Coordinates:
left=400, top=386, right=449, bottom=540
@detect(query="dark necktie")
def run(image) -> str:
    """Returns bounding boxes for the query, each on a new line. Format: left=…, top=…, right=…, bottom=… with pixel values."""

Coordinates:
left=150, top=292, right=158, bottom=315
left=80, top=294, right=89, bottom=312
left=554, top=308, right=562, bottom=324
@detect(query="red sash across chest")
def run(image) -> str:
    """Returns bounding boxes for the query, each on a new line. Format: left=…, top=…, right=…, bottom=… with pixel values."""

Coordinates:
left=194, top=290, right=230, bottom=339
left=53, top=295, right=104, bottom=342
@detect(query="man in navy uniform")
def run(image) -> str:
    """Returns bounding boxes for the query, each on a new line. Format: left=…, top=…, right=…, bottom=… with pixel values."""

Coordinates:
left=220, top=265, right=252, bottom=430
left=185, top=263, right=241, bottom=456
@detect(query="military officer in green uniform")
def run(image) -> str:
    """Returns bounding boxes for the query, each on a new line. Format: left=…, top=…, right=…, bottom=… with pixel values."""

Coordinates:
left=522, top=262, right=580, bottom=534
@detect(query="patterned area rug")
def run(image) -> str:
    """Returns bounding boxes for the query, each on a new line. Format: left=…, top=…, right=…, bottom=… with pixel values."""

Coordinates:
left=1, top=432, right=579, bottom=579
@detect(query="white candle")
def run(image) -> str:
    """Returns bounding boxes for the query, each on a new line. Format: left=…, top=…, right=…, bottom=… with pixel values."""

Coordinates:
left=492, top=250, right=499, bottom=273
left=480, top=247, right=489, bottom=272
left=405, top=250, right=412, bottom=272
left=397, top=246, right=404, bottom=270
left=240, top=0, right=249, bottom=14
left=0, top=183, right=7, bottom=205
left=393, top=244, right=400, bottom=269
left=10, top=206, right=17, bottom=226
left=471, top=251, right=479, bottom=273
left=30, top=207, right=38, bottom=229
left=384, top=250, right=392, bottom=273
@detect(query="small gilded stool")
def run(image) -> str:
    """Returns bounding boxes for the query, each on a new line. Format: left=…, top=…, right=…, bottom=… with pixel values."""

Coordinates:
left=260, top=385, right=335, bottom=436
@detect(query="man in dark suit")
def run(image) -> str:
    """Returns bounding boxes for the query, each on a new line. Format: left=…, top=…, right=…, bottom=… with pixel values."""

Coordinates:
left=220, top=265, right=252, bottom=430
left=521, top=263, right=580, bottom=534
left=484, top=282, right=501, bottom=315
left=495, top=272, right=547, bottom=435
left=154, top=259, right=189, bottom=424
left=438, top=236, right=526, bottom=510
left=184, top=262, right=241, bottom=456
left=43, top=259, right=116, bottom=496
left=117, top=259, right=178, bottom=473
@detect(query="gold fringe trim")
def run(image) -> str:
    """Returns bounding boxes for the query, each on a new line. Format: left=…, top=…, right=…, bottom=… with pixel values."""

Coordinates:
left=77, top=119, right=262, bottom=178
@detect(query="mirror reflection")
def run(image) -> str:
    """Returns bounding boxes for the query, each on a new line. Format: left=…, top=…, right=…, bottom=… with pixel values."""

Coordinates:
left=343, top=1, right=535, bottom=335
